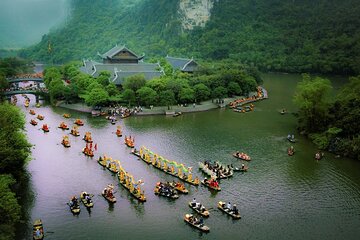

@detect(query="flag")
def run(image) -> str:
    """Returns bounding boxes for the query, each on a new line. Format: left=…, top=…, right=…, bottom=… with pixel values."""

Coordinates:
left=94, top=143, right=97, bottom=151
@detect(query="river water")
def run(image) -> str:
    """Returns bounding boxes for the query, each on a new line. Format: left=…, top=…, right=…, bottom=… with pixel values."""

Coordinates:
left=17, top=73, right=360, bottom=240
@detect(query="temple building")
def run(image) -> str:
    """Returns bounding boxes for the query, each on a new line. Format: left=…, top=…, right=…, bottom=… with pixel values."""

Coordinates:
left=80, top=45, right=163, bottom=85
left=165, top=56, right=199, bottom=73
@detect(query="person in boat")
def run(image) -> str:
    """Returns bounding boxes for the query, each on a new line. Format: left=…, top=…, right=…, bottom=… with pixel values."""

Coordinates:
left=226, top=202, right=231, bottom=210
left=191, top=198, right=197, bottom=207
left=197, top=203, right=202, bottom=210
left=203, top=177, right=208, bottom=184
left=200, top=205, right=206, bottom=213
left=35, top=228, right=42, bottom=237
left=232, top=204, right=239, bottom=215
left=70, top=196, right=78, bottom=207
left=241, top=163, right=245, bottom=169
left=198, top=216, right=204, bottom=226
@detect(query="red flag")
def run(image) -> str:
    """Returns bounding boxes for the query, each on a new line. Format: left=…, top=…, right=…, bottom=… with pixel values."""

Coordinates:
left=90, top=142, right=93, bottom=149
left=94, top=143, right=97, bottom=151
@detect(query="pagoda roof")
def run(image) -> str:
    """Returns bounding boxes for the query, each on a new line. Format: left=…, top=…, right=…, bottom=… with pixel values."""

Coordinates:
left=98, top=45, right=144, bottom=60
left=165, top=56, right=198, bottom=72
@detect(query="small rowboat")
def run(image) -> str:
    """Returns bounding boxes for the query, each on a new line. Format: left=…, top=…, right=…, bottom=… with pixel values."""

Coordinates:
left=70, top=128, right=80, bottom=136
left=30, top=120, right=38, bottom=126
left=102, top=189, right=116, bottom=203
left=154, top=184, right=179, bottom=199
left=188, top=202, right=210, bottom=217
left=62, top=140, right=71, bottom=148
left=169, top=182, right=189, bottom=194
left=74, top=119, right=84, bottom=126
left=288, top=148, right=295, bottom=156
left=287, top=136, right=296, bottom=143
left=68, top=202, right=80, bottom=214
left=29, top=109, right=36, bottom=115
left=201, top=179, right=221, bottom=191
left=218, top=201, right=241, bottom=219
left=63, top=113, right=70, bottom=118
left=37, top=115, right=44, bottom=120
left=184, top=214, right=210, bottom=232
left=41, top=125, right=49, bottom=132
left=35, top=103, right=41, bottom=108
left=80, top=192, right=94, bottom=208
left=232, top=152, right=251, bottom=161
left=82, top=148, right=94, bottom=157
left=58, top=123, right=69, bottom=130
left=33, top=219, right=44, bottom=240
left=173, top=112, right=182, bottom=117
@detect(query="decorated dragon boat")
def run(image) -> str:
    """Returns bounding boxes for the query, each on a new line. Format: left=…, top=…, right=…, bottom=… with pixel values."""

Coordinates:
left=118, top=166, right=146, bottom=202
left=137, top=147, right=200, bottom=186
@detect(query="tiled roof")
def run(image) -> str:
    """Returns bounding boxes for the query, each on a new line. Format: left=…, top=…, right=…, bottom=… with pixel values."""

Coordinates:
left=165, top=56, right=198, bottom=72
left=99, top=45, right=142, bottom=59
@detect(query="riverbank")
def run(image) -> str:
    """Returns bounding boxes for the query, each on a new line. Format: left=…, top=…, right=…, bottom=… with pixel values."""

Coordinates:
left=55, top=88, right=267, bottom=116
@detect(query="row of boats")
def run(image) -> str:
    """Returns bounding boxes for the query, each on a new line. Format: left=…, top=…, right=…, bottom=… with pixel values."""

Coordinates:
left=184, top=200, right=241, bottom=232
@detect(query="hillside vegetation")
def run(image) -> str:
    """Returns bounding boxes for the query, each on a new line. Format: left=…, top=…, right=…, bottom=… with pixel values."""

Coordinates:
left=21, top=0, right=360, bottom=75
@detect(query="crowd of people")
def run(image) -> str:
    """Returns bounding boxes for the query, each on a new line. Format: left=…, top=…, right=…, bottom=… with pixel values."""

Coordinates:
left=202, top=161, right=233, bottom=179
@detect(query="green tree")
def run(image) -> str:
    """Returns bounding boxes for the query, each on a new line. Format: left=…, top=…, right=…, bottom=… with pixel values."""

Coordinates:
left=48, top=79, right=66, bottom=102
left=193, top=83, right=210, bottom=102
left=178, top=87, right=195, bottom=104
left=123, top=74, right=146, bottom=92
left=137, top=87, right=157, bottom=106
left=106, top=83, right=120, bottom=96
left=227, top=81, right=242, bottom=96
left=122, top=89, right=136, bottom=106
left=84, top=87, right=109, bottom=106
left=146, top=77, right=167, bottom=93
left=43, top=67, right=62, bottom=86
left=0, top=175, right=21, bottom=240
left=212, top=86, right=228, bottom=101
left=96, top=71, right=111, bottom=86
left=293, top=74, right=332, bottom=133
left=159, top=90, right=176, bottom=110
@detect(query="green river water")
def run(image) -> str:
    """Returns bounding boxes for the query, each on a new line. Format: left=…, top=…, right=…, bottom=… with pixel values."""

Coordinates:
left=17, top=73, right=360, bottom=240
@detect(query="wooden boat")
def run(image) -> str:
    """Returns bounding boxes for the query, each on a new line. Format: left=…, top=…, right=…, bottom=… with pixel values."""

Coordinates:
left=32, top=219, right=44, bottom=240
left=74, top=119, right=84, bottom=126
left=41, top=124, right=49, bottom=132
left=29, top=109, right=36, bottom=115
left=80, top=192, right=94, bottom=208
left=35, top=103, right=41, bottom=108
left=201, top=179, right=221, bottom=191
left=154, top=183, right=179, bottom=199
left=116, top=126, right=122, bottom=137
left=287, top=135, right=296, bottom=143
left=30, top=119, right=38, bottom=126
left=199, top=162, right=233, bottom=179
left=232, top=152, right=251, bottom=161
left=184, top=214, right=210, bottom=232
left=58, top=122, right=69, bottom=130
left=102, top=187, right=116, bottom=203
left=231, top=165, right=249, bottom=172
left=218, top=201, right=241, bottom=219
left=173, top=111, right=182, bottom=117
left=37, top=114, right=44, bottom=120
left=188, top=202, right=210, bottom=217
left=61, top=136, right=71, bottom=148
left=24, top=101, right=29, bottom=108
left=82, top=147, right=94, bottom=157
left=63, top=113, right=70, bottom=118
left=111, top=119, right=116, bottom=125
left=315, top=152, right=324, bottom=160
left=280, top=109, right=287, bottom=115
left=83, top=132, right=93, bottom=143
left=124, top=136, right=135, bottom=148
left=288, top=148, right=295, bottom=156
left=170, top=181, right=189, bottom=194
left=68, top=200, right=81, bottom=214
left=121, top=112, right=131, bottom=119
left=70, top=126, right=80, bottom=136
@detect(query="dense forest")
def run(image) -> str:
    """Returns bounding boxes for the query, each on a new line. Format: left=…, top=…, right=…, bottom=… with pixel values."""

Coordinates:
left=21, top=0, right=360, bottom=75
left=0, top=61, right=32, bottom=240
left=294, top=74, right=360, bottom=160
